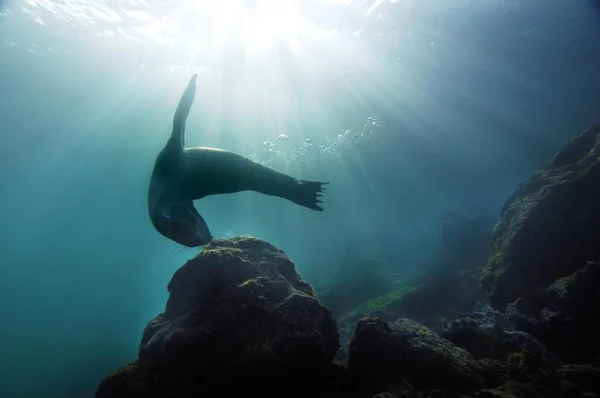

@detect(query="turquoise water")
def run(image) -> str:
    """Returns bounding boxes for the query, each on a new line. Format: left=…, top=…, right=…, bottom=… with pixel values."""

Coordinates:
left=1, top=0, right=599, bottom=396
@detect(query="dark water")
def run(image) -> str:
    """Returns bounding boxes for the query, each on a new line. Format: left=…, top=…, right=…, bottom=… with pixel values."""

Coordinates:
left=0, top=0, right=599, bottom=396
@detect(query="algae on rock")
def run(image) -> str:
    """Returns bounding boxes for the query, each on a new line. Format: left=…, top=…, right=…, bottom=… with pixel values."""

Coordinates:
left=481, top=124, right=600, bottom=310
left=96, top=237, right=339, bottom=397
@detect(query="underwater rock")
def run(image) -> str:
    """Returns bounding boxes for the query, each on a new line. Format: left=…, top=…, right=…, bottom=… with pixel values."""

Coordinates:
left=96, top=237, right=340, bottom=397
left=544, top=261, right=600, bottom=318
left=540, top=261, right=600, bottom=363
left=369, top=379, right=414, bottom=398
left=505, top=349, right=560, bottom=385
left=347, top=316, right=484, bottom=395
left=334, top=284, right=420, bottom=357
left=505, top=261, right=600, bottom=363
left=557, top=364, right=600, bottom=394
left=503, top=297, right=541, bottom=333
left=336, top=311, right=367, bottom=359
left=441, top=307, right=559, bottom=366
left=372, top=393, right=399, bottom=398
left=417, top=391, right=474, bottom=398
left=441, top=308, right=560, bottom=389
left=481, top=124, right=600, bottom=310
left=477, top=358, right=511, bottom=388
left=474, top=380, right=559, bottom=398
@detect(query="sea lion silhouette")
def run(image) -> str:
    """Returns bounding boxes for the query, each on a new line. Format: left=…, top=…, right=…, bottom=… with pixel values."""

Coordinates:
left=148, top=73, right=328, bottom=247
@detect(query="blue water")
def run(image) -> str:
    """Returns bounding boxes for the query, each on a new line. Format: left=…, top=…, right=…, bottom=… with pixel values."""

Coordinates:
left=1, top=0, right=599, bottom=396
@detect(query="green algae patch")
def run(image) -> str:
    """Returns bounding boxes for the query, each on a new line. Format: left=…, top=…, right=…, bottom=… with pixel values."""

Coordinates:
left=238, top=279, right=262, bottom=289
left=359, top=286, right=417, bottom=311
left=200, top=245, right=245, bottom=259
left=480, top=262, right=506, bottom=292
left=110, top=362, right=138, bottom=377
left=479, top=125, right=600, bottom=310
left=297, top=280, right=318, bottom=298
left=338, top=285, right=418, bottom=323
left=96, top=361, right=158, bottom=398
left=229, top=235, right=258, bottom=243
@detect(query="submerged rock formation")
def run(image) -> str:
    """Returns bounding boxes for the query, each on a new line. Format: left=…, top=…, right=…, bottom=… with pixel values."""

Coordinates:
left=481, top=124, right=600, bottom=310
left=332, top=211, right=493, bottom=355
left=441, top=306, right=561, bottom=390
left=347, top=316, right=484, bottom=395
left=441, top=307, right=559, bottom=367
left=505, top=261, right=600, bottom=363
left=96, top=237, right=339, bottom=397
left=96, top=122, right=600, bottom=398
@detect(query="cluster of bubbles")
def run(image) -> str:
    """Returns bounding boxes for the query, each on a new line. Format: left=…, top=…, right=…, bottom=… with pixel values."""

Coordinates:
left=247, top=117, right=382, bottom=167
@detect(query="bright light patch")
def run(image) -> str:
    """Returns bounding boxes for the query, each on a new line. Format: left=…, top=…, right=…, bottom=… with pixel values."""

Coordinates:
left=13, top=0, right=405, bottom=80
left=240, top=1, right=314, bottom=55
left=16, top=0, right=405, bottom=62
left=195, top=0, right=317, bottom=57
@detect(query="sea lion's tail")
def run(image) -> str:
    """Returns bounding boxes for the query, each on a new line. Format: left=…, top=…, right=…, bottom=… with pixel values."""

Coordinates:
left=294, top=180, right=328, bottom=211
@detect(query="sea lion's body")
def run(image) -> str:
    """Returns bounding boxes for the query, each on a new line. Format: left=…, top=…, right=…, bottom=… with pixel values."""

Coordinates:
left=148, top=74, right=327, bottom=247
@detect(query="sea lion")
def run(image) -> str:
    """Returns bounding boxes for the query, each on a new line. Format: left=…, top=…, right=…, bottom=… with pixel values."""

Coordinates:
left=148, top=73, right=328, bottom=247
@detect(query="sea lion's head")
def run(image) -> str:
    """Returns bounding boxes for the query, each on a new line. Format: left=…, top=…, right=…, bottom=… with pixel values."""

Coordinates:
left=151, top=201, right=213, bottom=247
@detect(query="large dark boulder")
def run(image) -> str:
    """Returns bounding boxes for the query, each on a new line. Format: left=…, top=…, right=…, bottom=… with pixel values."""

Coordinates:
left=475, top=368, right=600, bottom=398
left=475, top=380, right=559, bottom=398
left=96, top=237, right=339, bottom=397
left=557, top=364, right=600, bottom=394
left=505, top=261, right=600, bottom=363
left=441, top=307, right=560, bottom=389
left=441, top=307, right=559, bottom=366
left=481, top=124, right=600, bottom=310
left=347, top=316, right=484, bottom=395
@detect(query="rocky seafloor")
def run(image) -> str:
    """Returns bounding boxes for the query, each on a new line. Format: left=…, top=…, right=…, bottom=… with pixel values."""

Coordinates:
left=96, top=124, right=600, bottom=398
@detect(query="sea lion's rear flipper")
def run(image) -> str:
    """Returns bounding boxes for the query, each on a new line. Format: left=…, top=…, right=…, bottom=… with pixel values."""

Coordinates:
left=293, top=180, right=328, bottom=211
left=170, top=73, right=198, bottom=148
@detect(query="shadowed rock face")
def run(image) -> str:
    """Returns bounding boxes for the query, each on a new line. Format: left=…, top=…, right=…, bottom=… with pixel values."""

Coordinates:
left=440, top=307, right=562, bottom=390
left=505, top=261, right=600, bottom=363
left=93, top=207, right=600, bottom=397
left=481, top=124, right=600, bottom=310
left=347, top=316, right=484, bottom=395
left=96, top=237, right=339, bottom=397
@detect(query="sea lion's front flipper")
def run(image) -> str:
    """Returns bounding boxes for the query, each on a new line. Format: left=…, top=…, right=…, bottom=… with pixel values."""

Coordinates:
left=170, top=73, right=198, bottom=148
left=293, top=180, right=328, bottom=211
left=151, top=200, right=213, bottom=247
